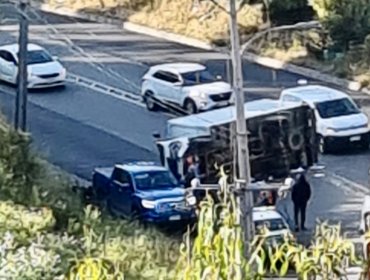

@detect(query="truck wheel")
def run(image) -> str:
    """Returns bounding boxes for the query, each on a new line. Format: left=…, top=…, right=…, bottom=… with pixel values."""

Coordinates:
left=107, top=202, right=118, bottom=218
left=184, top=99, right=197, bottom=115
left=318, top=135, right=329, bottom=154
left=144, top=91, right=158, bottom=111
left=130, top=207, right=140, bottom=222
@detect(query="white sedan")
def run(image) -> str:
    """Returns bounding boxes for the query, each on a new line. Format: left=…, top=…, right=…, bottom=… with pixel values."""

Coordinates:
left=0, top=43, right=66, bottom=89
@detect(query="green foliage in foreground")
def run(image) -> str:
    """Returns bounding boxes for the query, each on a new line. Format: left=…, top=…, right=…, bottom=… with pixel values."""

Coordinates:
left=175, top=185, right=368, bottom=280
left=0, top=201, right=181, bottom=279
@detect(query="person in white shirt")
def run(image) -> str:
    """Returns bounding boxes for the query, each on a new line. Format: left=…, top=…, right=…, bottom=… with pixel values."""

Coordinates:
left=276, top=175, right=295, bottom=229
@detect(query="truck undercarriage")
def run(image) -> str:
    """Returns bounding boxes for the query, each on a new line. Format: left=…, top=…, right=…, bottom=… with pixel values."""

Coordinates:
left=156, top=101, right=318, bottom=184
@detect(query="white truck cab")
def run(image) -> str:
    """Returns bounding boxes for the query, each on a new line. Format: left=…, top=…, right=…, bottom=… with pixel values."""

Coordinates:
left=280, top=85, right=370, bottom=153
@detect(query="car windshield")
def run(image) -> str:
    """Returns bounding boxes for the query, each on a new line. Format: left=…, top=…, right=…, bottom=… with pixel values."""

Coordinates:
left=24, top=50, right=53, bottom=65
left=133, top=170, right=178, bottom=190
left=315, top=98, right=360, bottom=119
left=181, top=69, right=216, bottom=85
left=254, top=218, right=287, bottom=233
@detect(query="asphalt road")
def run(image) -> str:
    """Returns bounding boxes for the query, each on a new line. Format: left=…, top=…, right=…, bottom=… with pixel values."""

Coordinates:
left=0, top=84, right=364, bottom=237
left=0, top=2, right=369, bottom=232
left=0, top=84, right=159, bottom=178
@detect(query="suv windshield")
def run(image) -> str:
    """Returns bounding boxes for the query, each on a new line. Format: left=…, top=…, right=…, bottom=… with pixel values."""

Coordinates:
left=133, top=170, right=178, bottom=190
left=316, top=98, right=360, bottom=119
left=255, top=218, right=287, bottom=234
left=181, top=69, right=216, bottom=85
left=23, top=50, right=53, bottom=65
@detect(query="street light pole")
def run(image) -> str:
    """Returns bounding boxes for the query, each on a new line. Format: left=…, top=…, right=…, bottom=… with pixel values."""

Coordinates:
left=228, top=1, right=320, bottom=248
left=15, top=0, right=28, bottom=131
left=228, top=0, right=254, bottom=247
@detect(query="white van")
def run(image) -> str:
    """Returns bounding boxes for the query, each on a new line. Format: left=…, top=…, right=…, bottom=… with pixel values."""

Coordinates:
left=280, top=85, right=370, bottom=153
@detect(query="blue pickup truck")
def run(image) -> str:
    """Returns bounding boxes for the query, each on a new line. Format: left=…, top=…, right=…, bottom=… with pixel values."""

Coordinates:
left=91, top=161, right=197, bottom=223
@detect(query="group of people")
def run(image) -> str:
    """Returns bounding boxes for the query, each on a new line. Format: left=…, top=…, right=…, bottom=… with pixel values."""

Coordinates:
left=240, top=168, right=312, bottom=232
left=184, top=153, right=312, bottom=232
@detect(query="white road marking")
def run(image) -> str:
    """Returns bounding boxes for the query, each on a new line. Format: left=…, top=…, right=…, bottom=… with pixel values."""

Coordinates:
left=325, top=172, right=368, bottom=194
left=66, top=73, right=145, bottom=107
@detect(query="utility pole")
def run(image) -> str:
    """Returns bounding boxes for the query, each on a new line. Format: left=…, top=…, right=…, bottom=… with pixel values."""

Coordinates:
left=15, top=0, right=28, bottom=131
left=228, top=0, right=254, bottom=247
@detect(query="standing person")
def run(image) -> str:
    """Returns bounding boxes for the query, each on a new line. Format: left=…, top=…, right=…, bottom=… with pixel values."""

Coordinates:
left=184, top=155, right=200, bottom=188
left=276, top=175, right=295, bottom=230
left=256, top=191, right=268, bottom=207
left=291, top=172, right=311, bottom=232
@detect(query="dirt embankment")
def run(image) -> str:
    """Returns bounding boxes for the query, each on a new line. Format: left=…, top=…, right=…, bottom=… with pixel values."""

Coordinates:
left=47, top=0, right=264, bottom=44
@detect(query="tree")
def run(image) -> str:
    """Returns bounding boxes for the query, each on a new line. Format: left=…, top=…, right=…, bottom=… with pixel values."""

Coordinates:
left=267, top=0, right=313, bottom=25
left=312, top=0, right=370, bottom=51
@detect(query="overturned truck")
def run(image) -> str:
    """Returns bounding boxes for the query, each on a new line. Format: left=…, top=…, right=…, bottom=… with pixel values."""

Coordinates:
left=155, top=99, right=318, bottom=184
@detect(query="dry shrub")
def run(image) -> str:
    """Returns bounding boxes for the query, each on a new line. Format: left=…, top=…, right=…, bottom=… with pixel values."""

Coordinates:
left=48, top=0, right=147, bottom=13
left=47, top=0, right=262, bottom=43
left=130, top=0, right=262, bottom=42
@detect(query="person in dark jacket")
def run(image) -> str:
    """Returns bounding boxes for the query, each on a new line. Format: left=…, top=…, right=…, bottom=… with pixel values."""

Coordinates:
left=291, top=172, right=311, bottom=232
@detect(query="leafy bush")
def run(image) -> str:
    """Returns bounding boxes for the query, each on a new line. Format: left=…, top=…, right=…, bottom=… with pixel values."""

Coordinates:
left=70, top=205, right=180, bottom=279
left=0, top=200, right=180, bottom=279
left=312, top=0, right=370, bottom=50
left=46, top=0, right=263, bottom=43
left=0, top=119, right=41, bottom=205
left=129, top=0, right=263, bottom=43
left=0, top=201, right=55, bottom=240
left=268, top=0, right=314, bottom=25
left=0, top=118, right=84, bottom=231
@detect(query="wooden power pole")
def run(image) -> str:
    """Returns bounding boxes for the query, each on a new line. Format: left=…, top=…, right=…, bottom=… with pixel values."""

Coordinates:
left=228, top=0, right=254, bottom=247
left=15, top=0, right=28, bottom=131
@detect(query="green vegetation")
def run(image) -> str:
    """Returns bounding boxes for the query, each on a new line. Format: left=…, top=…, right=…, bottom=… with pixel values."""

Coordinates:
left=0, top=117, right=180, bottom=279
left=176, top=177, right=368, bottom=280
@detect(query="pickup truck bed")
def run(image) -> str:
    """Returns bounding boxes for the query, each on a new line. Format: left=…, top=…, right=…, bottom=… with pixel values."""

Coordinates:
left=94, top=167, right=114, bottom=178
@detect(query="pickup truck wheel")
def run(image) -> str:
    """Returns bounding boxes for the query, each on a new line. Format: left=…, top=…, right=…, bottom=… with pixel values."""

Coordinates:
left=144, top=91, right=158, bottom=111
left=107, top=202, right=119, bottom=218
left=184, top=99, right=197, bottom=115
left=130, top=207, right=140, bottom=222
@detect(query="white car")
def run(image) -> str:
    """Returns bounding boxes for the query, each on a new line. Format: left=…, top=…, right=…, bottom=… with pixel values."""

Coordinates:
left=0, top=43, right=66, bottom=89
left=280, top=85, right=370, bottom=153
left=253, top=207, right=292, bottom=240
left=141, top=63, right=233, bottom=114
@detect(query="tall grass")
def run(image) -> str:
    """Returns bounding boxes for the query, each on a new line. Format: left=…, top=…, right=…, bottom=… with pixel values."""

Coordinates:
left=175, top=173, right=368, bottom=280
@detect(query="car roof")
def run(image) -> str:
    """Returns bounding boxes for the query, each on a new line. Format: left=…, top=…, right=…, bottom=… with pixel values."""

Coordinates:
left=253, top=208, right=283, bottom=221
left=150, top=62, right=206, bottom=74
left=0, top=43, right=44, bottom=53
left=281, top=85, right=348, bottom=104
left=116, top=161, right=168, bottom=173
